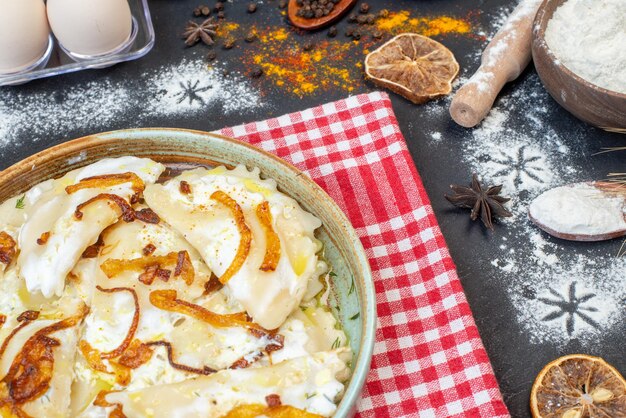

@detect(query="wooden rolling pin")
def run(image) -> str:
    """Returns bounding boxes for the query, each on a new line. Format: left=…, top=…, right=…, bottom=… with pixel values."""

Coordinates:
left=449, top=0, right=543, bottom=128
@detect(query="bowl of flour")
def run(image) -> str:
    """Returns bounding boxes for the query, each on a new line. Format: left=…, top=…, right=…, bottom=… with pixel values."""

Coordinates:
left=532, top=0, right=626, bottom=131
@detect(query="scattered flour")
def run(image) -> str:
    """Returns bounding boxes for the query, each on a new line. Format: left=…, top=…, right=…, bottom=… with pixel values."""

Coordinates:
left=510, top=260, right=624, bottom=343
left=0, top=59, right=265, bottom=154
left=430, top=7, right=626, bottom=347
left=430, top=132, right=442, bottom=142
left=545, top=0, right=626, bottom=94
left=0, top=79, right=131, bottom=150
left=463, top=76, right=570, bottom=203
left=144, top=59, right=263, bottom=116
left=467, top=75, right=625, bottom=345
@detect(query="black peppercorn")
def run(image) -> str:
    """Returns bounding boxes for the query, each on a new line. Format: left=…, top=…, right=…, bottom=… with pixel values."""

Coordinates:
left=348, top=13, right=357, bottom=22
left=279, top=0, right=287, bottom=8
left=206, top=51, right=217, bottom=61
left=245, top=32, right=257, bottom=43
left=296, top=0, right=337, bottom=20
left=193, top=7, right=202, bottom=17
left=372, top=31, right=383, bottom=39
left=214, top=1, right=224, bottom=11
left=303, top=42, right=314, bottom=51
left=251, top=67, right=264, bottom=78
left=357, top=15, right=367, bottom=24
left=378, top=9, right=389, bottom=18
left=359, top=3, right=369, bottom=13
left=201, top=6, right=211, bottom=15
left=352, top=31, right=361, bottom=40
left=366, top=14, right=375, bottom=24
left=247, top=3, right=257, bottom=13
left=217, top=10, right=225, bottom=18
left=345, top=27, right=354, bottom=37
left=327, top=26, right=337, bottom=37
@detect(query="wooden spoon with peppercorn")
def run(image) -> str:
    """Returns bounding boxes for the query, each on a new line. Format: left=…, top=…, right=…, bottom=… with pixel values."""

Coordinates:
left=288, top=0, right=358, bottom=30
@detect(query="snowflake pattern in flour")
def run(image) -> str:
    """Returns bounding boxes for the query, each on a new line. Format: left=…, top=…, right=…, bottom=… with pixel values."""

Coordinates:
left=173, top=80, right=213, bottom=105
left=538, top=282, right=599, bottom=336
left=488, top=145, right=546, bottom=190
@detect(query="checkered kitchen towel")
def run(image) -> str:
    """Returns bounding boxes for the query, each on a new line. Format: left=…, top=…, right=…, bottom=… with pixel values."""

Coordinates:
left=219, top=92, right=510, bottom=418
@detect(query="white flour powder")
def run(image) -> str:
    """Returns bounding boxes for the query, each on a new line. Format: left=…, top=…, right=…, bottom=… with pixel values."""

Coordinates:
left=143, top=60, right=263, bottom=116
left=428, top=7, right=626, bottom=346
left=529, top=183, right=626, bottom=236
left=544, top=0, right=626, bottom=94
left=0, top=59, right=265, bottom=155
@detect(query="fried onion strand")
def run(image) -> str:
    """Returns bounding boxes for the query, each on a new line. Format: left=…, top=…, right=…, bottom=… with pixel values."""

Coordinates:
left=149, top=290, right=268, bottom=335
left=65, top=173, right=144, bottom=195
left=211, top=191, right=251, bottom=284
left=256, top=201, right=281, bottom=272
left=95, top=286, right=140, bottom=360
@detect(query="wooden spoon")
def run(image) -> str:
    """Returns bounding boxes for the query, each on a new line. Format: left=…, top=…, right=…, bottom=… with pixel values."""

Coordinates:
left=528, top=182, right=626, bottom=241
left=288, top=0, right=357, bottom=31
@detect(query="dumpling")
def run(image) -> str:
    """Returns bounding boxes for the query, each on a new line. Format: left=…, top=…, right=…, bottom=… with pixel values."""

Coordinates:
left=70, top=218, right=211, bottom=410
left=144, top=165, right=325, bottom=330
left=71, top=217, right=285, bottom=413
left=16, top=157, right=165, bottom=298
left=102, top=350, right=351, bottom=418
left=0, top=300, right=88, bottom=418
left=0, top=194, right=28, bottom=279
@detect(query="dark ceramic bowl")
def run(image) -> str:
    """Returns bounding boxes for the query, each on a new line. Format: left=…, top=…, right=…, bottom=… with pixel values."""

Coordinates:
left=532, top=0, right=626, bottom=132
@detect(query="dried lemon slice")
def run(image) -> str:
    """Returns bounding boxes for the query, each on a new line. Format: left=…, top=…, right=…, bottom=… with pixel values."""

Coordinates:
left=365, top=33, right=459, bottom=104
left=530, top=354, right=626, bottom=418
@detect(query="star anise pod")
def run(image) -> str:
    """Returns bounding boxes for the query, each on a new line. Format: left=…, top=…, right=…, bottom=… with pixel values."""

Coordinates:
left=182, top=18, right=218, bottom=47
left=445, top=174, right=512, bottom=230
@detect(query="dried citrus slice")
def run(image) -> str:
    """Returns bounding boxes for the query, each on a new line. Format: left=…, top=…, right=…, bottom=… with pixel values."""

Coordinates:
left=530, top=354, right=626, bottom=418
left=365, top=33, right=459, bottom=104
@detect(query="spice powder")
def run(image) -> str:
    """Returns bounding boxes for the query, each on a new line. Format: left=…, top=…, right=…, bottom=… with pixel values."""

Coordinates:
left=225, top=11, right=474, bottom=97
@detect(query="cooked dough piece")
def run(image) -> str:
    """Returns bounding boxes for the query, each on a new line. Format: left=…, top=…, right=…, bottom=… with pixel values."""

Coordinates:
left=0, top=301, right=87, bottom=418
left=17, top=157, right=165, bottom=298
left=104, top=350, right=351, bottom=418
left=72, top=218, right=282, bottom=413
left=144, top=166, right=325, bottom=329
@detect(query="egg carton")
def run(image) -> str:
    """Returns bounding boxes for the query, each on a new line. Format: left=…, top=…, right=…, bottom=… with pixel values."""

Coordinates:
left=0, top=0, right=154, bottom=87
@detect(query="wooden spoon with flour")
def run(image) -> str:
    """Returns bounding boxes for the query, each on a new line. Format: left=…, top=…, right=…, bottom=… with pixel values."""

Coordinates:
left=529, top=182, right=626, bottom=241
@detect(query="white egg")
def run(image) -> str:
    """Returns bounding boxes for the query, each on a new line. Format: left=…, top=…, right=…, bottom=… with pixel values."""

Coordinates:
left=0, top=0, right=50, bottom=74
left=47, top=0, right=132, bottom=57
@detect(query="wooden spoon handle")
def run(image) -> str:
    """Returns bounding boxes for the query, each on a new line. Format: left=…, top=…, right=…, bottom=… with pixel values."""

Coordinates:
left=449, top=0, right=542, bottom=128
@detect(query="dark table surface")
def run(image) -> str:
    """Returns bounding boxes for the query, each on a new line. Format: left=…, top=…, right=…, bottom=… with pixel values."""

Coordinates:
left=1, top=1, right=624, bottom=417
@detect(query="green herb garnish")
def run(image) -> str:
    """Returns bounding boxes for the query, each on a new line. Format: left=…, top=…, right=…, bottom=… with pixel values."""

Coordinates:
left=348, top=277, right=355, bottom=295
left=331, top=337, right=341, bottom=349
left=350, top=312, right=360, bottom=320
left=15, top=195, right=25, bottom=209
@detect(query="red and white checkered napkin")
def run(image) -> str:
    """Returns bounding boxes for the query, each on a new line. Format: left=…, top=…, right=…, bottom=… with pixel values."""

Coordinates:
left=219, top=92, right=510, bottom=418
